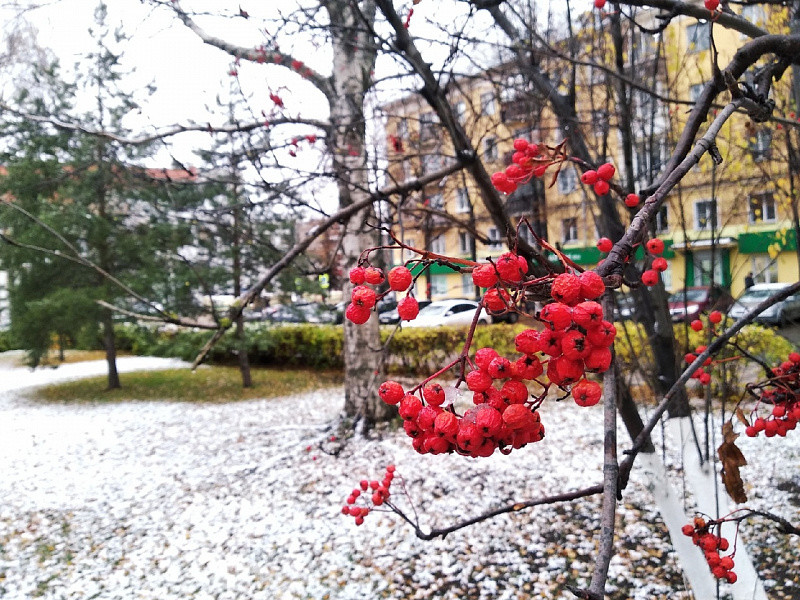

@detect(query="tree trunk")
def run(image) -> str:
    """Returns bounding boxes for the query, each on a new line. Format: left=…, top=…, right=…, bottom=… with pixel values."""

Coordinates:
left=327, top=0, right=391, bottom=429
left=102, top=309, right=120, bottom=390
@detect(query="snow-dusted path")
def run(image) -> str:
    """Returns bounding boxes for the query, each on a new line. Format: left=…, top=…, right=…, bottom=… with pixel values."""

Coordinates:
left=0, top=358, right=797, bottom=600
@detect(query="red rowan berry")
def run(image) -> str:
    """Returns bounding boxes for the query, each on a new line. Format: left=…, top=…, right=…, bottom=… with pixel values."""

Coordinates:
left=475, top=347, right=500, bottom=371
left=641, top=269, right=659, bottom=286
left=501, top=380, right=529, bottom=404
left=572, top=379, right=602, bottom=407
left=484, top=288, right=511, bottom=311
left=594, top=0, right=606, bottom=9
left=351, top=285, right=377, bottom=308
left=551, top=272, right=582, bottom=304
left=597, top=163, right=616, bottom=180
left=525, top=143, right=540, bottom=157
left=725, top=571, right=737, bottom=584
left=625, top=193, right=640, bottom=208
left=360, top=480, right=369, bottom=491
left=515, top=329, right=541, bottom=355
left=423, top=383, right=446, bottom=406
left=597, top=237, right=613, bottom=253
left=719, top=556, right=734, bottom=570
left=505, top=164, right=524, bottom=180
left=513, top=138, right=529, bottom=151
left=457, top=422, right=483, bottom=450
left=397, top=296, right=420, bottom=321
left=466, top=369, right=493, bottom=392
left=690, top=319, right=704, bottom=332
left=579, top=271, right=606, bottom=299
left=584, top=347, right=612, bottom=372
left=512, top=151, right=528, bottom=165
left=387, top=266, right=413, bottom=291
left=707, top=310, right=722, bottom=325
left=540, top=302, right=573, bottom=330
left=572, top=301, right=604, bottom=329
left=681, top=524, right=695, bottom=536
left=416, top=405, right=440, bottom=431
left=472, top=263, right=498, bottom=288
left=434, top=411, right=459, bottom=438
left=378, top=380, right=404, bottom=405
left=711, top=565, right=727, bottom=579
left=502, top=404, right=536, bottom=429
left=684, top=353, right=697, bottom=364
left=555, top=357, right=584, bottom=385
left=533, top=164, right=548, bottom=177
left=699, top=372, right=711, bottom=385
left=646, top=238, right=665, bottom=254
left=561, top=330, right=590, bottom=361
left=704, top=0, right=719, bottom=10
left=475, top=405, right=503, bottom=437
left=398, top=394, right=423, bottom=420
left=581, top=170, right=599, bottom=185
left=745, top=425, right=758, bottom=437
left=790, top=352, right=800, bottom=363
left=539, top=329, right=565, bottom=356
left=513, top=355, right=544, bottom=380
left=364, top=267, right=385, bottom=285
left=652, top=257, right=668, bottom=272
left=593, top=180, right=610, bottom=196
left=349, top=266, right=366, bottom=285
left=488, top=356, right=513, bottom=379
left=586, top=320, right=616, bottom=347
left=717, top=538, right=729, bottom=551
left=705, top=551, right=721, bottom=567
left=496, top=252, right=526, bottom=282
left=345, top=303, right=371, bottom=324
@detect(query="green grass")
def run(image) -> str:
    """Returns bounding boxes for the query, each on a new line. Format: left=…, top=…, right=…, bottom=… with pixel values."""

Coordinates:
left=30, top=366, right=344, bottom=404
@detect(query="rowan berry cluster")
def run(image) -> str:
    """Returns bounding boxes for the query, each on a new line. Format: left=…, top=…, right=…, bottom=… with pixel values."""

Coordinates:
left=743, top=351, right=800, bottom=438
left=489, top=139, right=553, bottom=194
left=370, top=257, right=614, bottom=458
left=640, top=237, right=667, bottom=287
left=345, top=265, right=419, bottom=324
left=579, top=162, right=617, bottom=197
left=341, top=465, right=397, bottom=526
left=681, top=517, right=737, bottom=583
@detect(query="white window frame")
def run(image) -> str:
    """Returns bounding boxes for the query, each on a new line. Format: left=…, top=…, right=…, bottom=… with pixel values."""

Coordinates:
left=459, top=231, right=475, bottom=255
left=686, top=22, right=710, bottom=52
left=689, top=84, right=704, bottom=104
left=483, top=137, right=498, bottom=161
left=487, top=227, right=504, bottom=251
left=480, top=91, right=496, bottom=116
left=693, top=199, right=718, bottom=231
left=750, top=130, right=772, bottom=162
left=404, top=238, right=416, bottom=260
left=749, top=193, right=776, bottom=224
left=430, top=234, right=445, bottom=255
left=456, top=187, right=470, bottom=213
left=428, top=193, right=444, bottom=211
left=562, top=218, right=579, bottom=244
left=751, top=254, right=778, bottom=284
left=430, top=274, right=448, bottom=296
left=655, top=204, right=669, bottom=233
left=461, top=273, right=474, bottom=296
left=557, top=167, right=577, bottom=194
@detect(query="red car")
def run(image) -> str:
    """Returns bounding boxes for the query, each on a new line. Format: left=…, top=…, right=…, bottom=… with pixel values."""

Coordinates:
left=668, top=286, right=734, bottom=322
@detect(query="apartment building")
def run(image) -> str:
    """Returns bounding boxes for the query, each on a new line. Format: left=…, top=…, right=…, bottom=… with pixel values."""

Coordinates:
left=382, top=6, right=798, bottom=301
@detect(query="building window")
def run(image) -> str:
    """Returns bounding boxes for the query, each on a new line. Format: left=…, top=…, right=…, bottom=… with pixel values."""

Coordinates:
left=591, top=109, right=609, bottom=137
left=430, top=234, right=445, bottom=255
left=751, top=254, right=778, bottom=283
left=693, top=250, right=724, bottom=286
left=459, top=231, right=475, bottom=255
left=635, top=139, right=665, bottom=180
left=400, top=158, right=411, bottom=181
left=455, top=187, right=470, bottom=213
left=661, top=261, right=673, bottom=291
left=689, top=84, right=704, bottom=103
left=404, top=238, right=416, bottom=259
left=461, top=273, right=474, bottom=296
left=454, top=101, right=467, bottom=124
left=487, top=227, right=503, bottom=250
left=421, top=153, right=442, bottom=175
left=749, top=192, right=776, bottom=223
left=397, top=118, right=408, bottom=139
left=428, top=193, right=444, bottom=211
left=557, top=167, right=577, bottom=195
left=562, top=218, right=579, bottom=244
left=655, top=204, right=669, bottom=233
left=686, top=22, right=710, bottom=52
left=430, top=274, right=448, bottom=296
left=419, top=112, right=439, bottom=141
left=694, top=199, right=718, bottom=231
left=481, top=91, right=496, bottom=116
left=750, top=129, right=772, bottom=161
left=483, top=137, right=498, bottom=161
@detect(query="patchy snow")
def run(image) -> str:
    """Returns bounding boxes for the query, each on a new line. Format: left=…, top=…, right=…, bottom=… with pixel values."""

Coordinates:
left=0, top=362, right=798, bottom=599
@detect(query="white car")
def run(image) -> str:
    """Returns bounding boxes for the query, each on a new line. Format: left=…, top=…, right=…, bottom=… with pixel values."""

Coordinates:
left=403, top=299, right=490, bottom=328
left=728, top=283, right=800, bottom=326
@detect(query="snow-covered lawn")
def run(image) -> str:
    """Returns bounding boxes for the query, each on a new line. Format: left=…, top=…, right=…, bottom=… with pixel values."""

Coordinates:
left=0, top=358, right=797, bottom=599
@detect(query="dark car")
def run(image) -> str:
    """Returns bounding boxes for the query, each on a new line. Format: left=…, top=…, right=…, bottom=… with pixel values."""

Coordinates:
left=668, top=286, right=733, bottom=322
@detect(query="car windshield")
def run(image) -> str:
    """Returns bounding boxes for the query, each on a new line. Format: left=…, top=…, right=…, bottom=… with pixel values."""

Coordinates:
left=418, top=304, right=449, bottom=316
left=738, top=287, right=789, bottom=301
left=669, top=289, right=707, bottom=303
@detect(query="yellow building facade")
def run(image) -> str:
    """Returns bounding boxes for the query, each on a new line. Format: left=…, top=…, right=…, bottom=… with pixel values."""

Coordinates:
left=383, top=6, right=798, bottom=301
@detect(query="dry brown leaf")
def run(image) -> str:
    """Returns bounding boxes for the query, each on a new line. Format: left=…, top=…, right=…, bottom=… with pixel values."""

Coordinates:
left=735, top=408, right=751, bottom=427
left=718, top=422, right=748, bottom=504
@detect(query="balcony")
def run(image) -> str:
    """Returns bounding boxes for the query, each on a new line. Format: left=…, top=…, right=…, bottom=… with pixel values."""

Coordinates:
left=500, top=97, right=538, bottom=124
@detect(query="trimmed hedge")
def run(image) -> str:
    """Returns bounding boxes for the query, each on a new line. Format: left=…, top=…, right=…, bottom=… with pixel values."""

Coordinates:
left=114, top=323, right=526, bottom=375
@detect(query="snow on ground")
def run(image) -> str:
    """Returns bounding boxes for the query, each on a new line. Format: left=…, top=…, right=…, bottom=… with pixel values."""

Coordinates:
left=0, top=359, right=798, bottom=600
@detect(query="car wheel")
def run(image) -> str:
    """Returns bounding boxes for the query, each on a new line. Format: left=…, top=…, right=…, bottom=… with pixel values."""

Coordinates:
left=506, top=312, right=519, bottom=324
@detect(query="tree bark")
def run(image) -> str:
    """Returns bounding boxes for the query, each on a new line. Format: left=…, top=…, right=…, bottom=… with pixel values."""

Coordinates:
left=102, top=309, right=120, bottom=390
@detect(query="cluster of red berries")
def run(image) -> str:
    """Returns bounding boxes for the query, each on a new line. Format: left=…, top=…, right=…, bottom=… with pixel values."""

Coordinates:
left=744, top=351, right=800, bottom=438
left=378, top=357, right=546, bottom=458
left=341, top=465, right=396, bottom=526
left=704, top=0, right=720, bottom=11
left=288, top=134, right=318, bottom=157
left=345, top=265, right=419, bottom=325
left=639, top=238, right=667, bottom=287
left=681, top=518, right=737, bottom=583
left=684, top=343, right=714, bottom=385
left=580, top=163, right=617, bottom=197
left=490, top=139, right=548, bottom=194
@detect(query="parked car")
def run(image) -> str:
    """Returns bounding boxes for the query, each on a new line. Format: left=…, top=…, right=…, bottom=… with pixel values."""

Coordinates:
left=402, top=299, right=490, bottom=328
left=668, top=286, right=733, bottom=322
left=611, top=292, right=638, bottom=321
left=379, top=299, right=432, bottom=325
left=265, top=305, right=306, bottom=323
left=728, top=283, right=800, bottom=326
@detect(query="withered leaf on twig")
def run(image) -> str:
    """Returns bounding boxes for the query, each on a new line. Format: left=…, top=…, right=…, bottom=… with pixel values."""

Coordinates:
left=718, top=422, right=748, bottom=504
left=735, top=407, right=750, bottom=428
